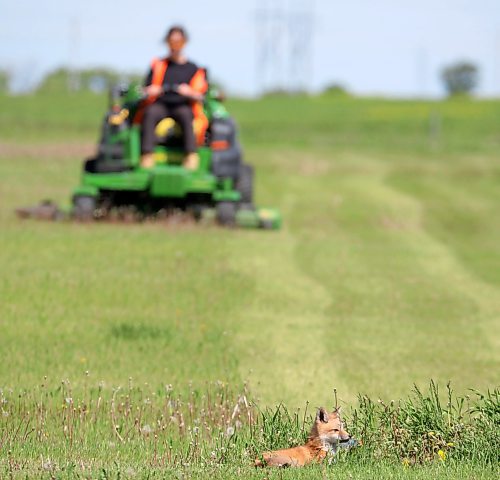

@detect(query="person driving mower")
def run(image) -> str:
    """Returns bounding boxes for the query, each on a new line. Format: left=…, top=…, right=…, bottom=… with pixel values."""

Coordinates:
left=137, top=25, right=208, bottom=170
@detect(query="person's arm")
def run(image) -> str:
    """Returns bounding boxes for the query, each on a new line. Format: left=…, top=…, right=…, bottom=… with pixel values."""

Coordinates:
left=143, top=67, right=163, bottom=96
left=143, top=68, right=153, bottom=87
left=178, top=68, right=208, bottom=101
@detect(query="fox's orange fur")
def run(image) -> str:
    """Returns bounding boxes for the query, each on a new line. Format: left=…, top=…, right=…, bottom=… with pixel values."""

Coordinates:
left=255, top=408, right=350, bottom=468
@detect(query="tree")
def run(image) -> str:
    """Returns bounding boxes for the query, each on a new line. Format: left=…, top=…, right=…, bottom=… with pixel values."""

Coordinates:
left=441, top=61, right=479, bottom=96
left=322, top=83, right=350, bottom=97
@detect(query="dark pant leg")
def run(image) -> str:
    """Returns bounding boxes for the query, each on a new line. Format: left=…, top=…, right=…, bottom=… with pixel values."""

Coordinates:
left=170, top=105, right=196, bottom=153
left=141, top=102, right=170, bottom=154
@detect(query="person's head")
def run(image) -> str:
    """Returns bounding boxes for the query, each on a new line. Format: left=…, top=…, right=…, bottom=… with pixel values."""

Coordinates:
left=165, top=25, right=188, bottom=56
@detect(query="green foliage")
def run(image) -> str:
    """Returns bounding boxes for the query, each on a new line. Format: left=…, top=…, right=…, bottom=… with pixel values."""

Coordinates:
left=256, top=403, right=309, bottom=451
left=350, top=382, right=499, bottom=465
left=322, top=83, right=351, bottom=97
left=441, top=61, right=479, bottom=97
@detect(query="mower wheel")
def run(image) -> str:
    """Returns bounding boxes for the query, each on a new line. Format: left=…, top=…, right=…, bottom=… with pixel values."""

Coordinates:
left=216, top=202, right=237, bottom=227
left=73, top=195, right=96, bottom=221
left=236, top=164, right=254, bottom=205
left=190, top=204, right=207, bottom=221
left=260, top=219, right=275, bottom=230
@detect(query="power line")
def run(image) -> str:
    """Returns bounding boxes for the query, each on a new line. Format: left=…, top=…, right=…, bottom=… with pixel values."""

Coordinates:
left=255, top=0, right=315, bottom=94
left=288, top=0, right=315, bottom=92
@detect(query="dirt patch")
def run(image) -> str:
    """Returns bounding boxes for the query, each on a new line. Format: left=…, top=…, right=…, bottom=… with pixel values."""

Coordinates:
left=0, top=142, right=95, bottom=160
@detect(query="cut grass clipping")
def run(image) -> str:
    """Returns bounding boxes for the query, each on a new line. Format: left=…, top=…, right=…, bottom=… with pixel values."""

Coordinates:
left=0, top=381, right=498, bottom=478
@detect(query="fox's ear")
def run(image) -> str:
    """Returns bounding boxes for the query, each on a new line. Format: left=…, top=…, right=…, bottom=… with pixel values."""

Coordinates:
left=316, top=407, right=329, bottom=423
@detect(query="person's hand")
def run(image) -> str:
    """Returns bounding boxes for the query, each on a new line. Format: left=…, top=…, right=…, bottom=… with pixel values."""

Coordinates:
left=145, top=85, right=163, bottom=97
left=178, top=83, right=204, bottom=101
left=177, top=83, right=193, bottom=97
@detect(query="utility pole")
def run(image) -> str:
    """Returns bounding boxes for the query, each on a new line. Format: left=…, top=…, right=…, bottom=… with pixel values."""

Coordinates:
left=495, top=30, right=500, bottom=97
left=68, top=17, right=81, bottom=92
left=416, top=47, right=428, bottom=98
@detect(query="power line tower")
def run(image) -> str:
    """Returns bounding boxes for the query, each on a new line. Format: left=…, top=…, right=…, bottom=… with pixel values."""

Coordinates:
left=255, top=0, right=315, bottom=94
left=255, top=0, right=287, bottom=93
left=287, top=0, right=315, bottom=93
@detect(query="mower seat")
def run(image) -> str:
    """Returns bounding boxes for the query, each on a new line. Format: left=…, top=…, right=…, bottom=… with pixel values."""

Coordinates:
left=154, top=114, right=209, bottom=148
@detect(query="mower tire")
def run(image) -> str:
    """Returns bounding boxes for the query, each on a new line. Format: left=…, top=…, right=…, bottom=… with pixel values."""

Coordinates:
left=236, top=164, right=254, bottom=205
left=73, top=195, right=96, bottom=221
left=260, top=219, right=275, bottom=230
left=216, top=202, right=237, bottom=227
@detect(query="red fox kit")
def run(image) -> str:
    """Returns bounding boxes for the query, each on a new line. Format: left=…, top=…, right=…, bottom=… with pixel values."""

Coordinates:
left=255, top=407, right=350, bottom=467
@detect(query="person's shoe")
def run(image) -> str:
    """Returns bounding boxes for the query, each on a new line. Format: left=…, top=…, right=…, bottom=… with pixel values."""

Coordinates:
left=183, top=152, right=199, bottom=171
left=140, top=153, right=155, bottom=169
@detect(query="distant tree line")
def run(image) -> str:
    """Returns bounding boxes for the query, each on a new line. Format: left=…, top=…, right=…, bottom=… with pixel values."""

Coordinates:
left=0, top=67, right=139, bottom=94
left=0, top=61, right=482, bottom=97
left=36, top=68, right=143, bottom=93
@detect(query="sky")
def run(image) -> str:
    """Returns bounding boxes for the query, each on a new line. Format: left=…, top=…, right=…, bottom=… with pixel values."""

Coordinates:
left=1, top=0, right=499, bottom=97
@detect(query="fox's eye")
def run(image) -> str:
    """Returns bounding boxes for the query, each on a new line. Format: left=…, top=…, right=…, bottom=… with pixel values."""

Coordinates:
left=333, top=429, right=339, bottom=432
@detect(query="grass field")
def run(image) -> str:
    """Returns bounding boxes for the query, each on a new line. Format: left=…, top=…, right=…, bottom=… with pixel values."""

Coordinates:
left=0, top=91, right=499, bottom=478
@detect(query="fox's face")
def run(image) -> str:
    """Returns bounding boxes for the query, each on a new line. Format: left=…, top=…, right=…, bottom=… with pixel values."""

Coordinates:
left=311, top=408, right=350, bottom=447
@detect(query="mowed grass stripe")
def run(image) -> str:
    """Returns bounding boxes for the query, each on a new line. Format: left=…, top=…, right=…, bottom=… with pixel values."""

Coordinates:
left=288, top=157, right=499, bottom=400
left=225, top=229, right=343, bottom=409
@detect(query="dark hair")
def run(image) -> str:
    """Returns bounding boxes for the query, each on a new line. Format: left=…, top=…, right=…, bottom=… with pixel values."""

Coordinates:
left=165, top=25, right=188, bottom=42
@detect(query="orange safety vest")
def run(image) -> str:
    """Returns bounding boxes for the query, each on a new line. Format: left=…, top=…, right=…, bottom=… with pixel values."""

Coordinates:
left=134, top=58, right=209, bottom=145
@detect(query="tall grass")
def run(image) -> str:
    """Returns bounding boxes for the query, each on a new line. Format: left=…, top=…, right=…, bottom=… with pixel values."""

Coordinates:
left=348, top=381, right=499, bottom=465
left=1, top=381, right=498, bottom=478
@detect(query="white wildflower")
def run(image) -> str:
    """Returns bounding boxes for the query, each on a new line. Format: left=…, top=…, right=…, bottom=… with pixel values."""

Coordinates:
left=125, top=466, right=136, bottom=477
left=141, top=424, right=152, bottom=435
left=42, top=459, right=53, bottom=471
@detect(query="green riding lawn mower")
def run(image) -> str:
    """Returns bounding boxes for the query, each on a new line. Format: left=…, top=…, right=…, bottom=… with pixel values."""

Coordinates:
left=17, top=80, right=282, bottom=229
left=73, top=80, right=281, bottom=228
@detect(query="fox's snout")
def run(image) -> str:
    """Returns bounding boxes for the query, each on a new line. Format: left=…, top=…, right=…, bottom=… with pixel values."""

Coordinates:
left=339, top=430, right=350, bottom=441
left=328, top=429, right=350, bottom=443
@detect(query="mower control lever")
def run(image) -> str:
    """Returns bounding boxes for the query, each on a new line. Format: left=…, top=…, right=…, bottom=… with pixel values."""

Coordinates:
left=161, top=84, right=180, bottom=93
left=139, top=84, right=204, bottom=102
left=142, top=84, right=179, bottom=96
